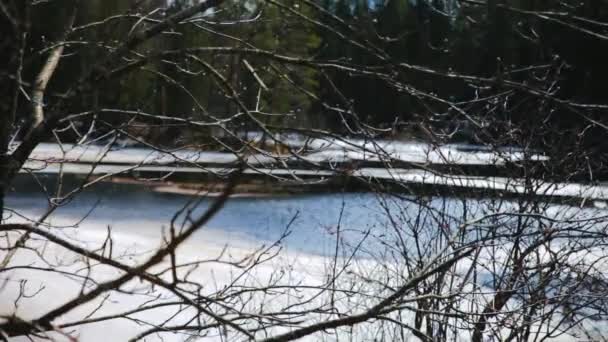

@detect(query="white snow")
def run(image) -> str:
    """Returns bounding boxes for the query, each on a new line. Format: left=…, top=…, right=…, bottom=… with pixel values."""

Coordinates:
left=282, top=137, right=548, bottom=165
left=354, top=168, right=608, bottom=200
left=19, top=138, right=548, bottom=169
left=21, top=142, right=273, bottom=166
left=0, top=213, right=331, bottom=342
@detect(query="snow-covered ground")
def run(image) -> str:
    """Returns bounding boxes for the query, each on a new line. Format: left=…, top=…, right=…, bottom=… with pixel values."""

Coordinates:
left=0, top=216, right=325, bottom=341
left=2, top=190, right=608, bottom=341
left=14, top=140, right=608, bottom=202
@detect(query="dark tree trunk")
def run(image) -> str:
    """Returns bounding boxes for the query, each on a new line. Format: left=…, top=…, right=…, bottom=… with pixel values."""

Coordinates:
left=0, top=1, right=28, bottom=220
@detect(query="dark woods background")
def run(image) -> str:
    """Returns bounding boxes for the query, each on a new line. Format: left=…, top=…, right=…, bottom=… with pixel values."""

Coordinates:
left=4, top=0, right=608, bottom=180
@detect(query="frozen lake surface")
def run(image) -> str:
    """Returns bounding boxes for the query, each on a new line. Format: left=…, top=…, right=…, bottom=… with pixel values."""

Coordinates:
left=6, top=185, right=382, bottom=255
left=6, top=180, right=607, bottom=255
